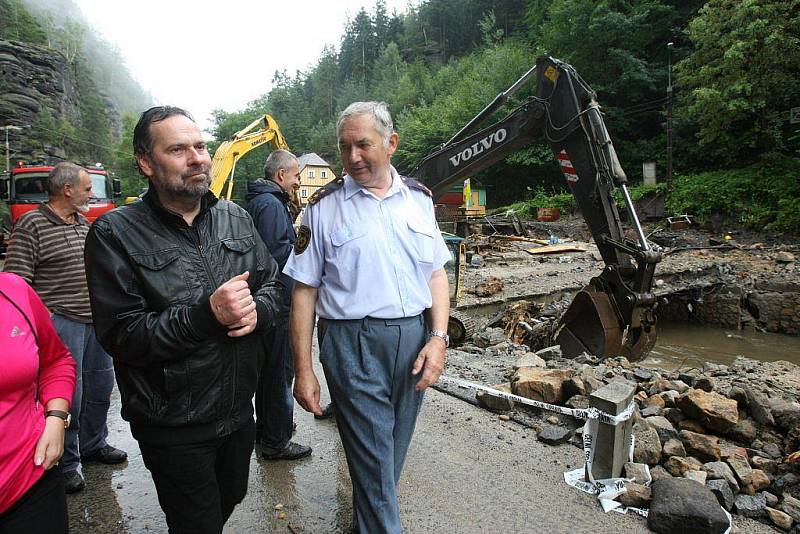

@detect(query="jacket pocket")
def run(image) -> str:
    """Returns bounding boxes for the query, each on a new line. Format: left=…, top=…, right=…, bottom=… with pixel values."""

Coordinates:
left=221, top=236, right=257, bottom=279
left=130, top=248, right=189, bottom=307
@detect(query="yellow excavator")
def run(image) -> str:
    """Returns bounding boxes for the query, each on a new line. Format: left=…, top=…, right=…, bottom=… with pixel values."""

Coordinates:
left=210, top=114, right=301, bottom=217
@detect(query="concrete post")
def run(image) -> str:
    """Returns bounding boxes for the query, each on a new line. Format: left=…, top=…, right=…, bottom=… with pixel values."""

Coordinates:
left=588, top=381, right=635, bottom=480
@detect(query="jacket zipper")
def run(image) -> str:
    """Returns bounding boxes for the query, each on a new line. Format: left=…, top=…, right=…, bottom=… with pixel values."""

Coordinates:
left=193, top=223, right=237, bottom=429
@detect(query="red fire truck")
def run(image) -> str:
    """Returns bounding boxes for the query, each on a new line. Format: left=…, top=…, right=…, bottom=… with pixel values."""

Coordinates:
left=0, top=161, right=121, bottom=255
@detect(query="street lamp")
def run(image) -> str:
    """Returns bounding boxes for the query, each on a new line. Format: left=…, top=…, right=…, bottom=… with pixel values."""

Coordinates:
left=666, top=42, right=674, bottom=190
left=0, top=125, right=28, bottom=173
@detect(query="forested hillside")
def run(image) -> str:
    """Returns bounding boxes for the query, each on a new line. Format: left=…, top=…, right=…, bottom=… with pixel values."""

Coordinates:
left=211, top=0, right=799, bottom=226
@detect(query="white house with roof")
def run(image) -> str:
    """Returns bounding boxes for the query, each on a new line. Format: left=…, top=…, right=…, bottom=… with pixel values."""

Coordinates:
left=297, top=153, right=335, bottom=206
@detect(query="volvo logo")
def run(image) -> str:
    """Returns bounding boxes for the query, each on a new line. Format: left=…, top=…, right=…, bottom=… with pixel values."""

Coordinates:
left=448, top=128, right=508, bottom=167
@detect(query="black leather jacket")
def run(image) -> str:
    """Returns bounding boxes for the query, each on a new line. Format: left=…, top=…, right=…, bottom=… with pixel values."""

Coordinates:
left=85, top=190, right=283, bottom=444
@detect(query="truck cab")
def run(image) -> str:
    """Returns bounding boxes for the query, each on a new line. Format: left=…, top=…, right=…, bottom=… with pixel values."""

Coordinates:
left=0, top=161, right=122, bottom=225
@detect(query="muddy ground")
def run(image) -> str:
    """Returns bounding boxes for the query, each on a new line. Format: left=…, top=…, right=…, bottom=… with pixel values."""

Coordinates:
left=68, top=349, right=778, bottom=534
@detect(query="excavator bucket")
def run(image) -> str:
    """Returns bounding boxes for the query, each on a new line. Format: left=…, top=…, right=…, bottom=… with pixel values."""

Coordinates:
left=556, top=285, right=657, bottom=362
left=556, top=286, right=622, bottom=359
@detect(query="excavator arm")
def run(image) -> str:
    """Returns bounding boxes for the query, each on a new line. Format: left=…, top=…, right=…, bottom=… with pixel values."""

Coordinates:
left=210, top=114, right=301, bottom=219
left=409, top=56, right=661, bottom=361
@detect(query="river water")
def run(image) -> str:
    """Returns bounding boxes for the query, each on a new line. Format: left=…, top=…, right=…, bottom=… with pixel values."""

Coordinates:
left=642, top=321, right=800, bottom=370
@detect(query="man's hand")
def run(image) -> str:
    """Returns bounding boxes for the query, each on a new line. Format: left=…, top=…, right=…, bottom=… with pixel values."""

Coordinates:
left=412, top=337, right=446, bottom=391
left=227, top=308, right=257, bottom=337
left=34, top=418, right=65, bottom=470
left=210, top=272, right=255, bottom=327
left=293, top=369, right=322, bottom=416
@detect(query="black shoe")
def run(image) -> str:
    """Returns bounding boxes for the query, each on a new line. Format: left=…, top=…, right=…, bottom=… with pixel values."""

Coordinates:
left=314, top=403, right=335, bottom=420
left=260, top=441, right=312, bottom=461
left=63, top=470, right=85, bottom=494
left=81, top=444, right=128, bottom=465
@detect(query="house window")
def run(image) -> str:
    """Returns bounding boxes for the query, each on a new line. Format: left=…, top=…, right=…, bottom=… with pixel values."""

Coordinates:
left=301, top=189, right=308, bottom=198
left=308, top=170, right=315, bottom=178
left=321, top=170, right=327, bottom=178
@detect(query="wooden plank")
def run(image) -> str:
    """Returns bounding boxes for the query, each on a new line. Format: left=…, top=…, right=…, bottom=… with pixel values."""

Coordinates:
left=524, top=244, right=587, bottom=255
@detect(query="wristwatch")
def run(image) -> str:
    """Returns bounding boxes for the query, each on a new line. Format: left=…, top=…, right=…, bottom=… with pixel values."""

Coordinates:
left=45, top=410, right=71, bottom=429
left=429, top=329, right=450, bottom=347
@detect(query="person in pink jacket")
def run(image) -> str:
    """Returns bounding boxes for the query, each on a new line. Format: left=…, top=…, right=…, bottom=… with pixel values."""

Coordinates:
left=0, top=272, right=77, bottom=533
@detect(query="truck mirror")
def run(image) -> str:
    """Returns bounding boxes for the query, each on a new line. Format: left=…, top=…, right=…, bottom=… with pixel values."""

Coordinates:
left=112, top=178, right=122, bottom=197
left=0, top=176, right=8, bottom=201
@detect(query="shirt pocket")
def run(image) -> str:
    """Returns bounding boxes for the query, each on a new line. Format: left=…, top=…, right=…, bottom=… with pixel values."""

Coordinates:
left=130, top=248, right=189, bottom=307
left=406, top=218, right=434, bottom=264
left=330, top=224, right=371, bottom=272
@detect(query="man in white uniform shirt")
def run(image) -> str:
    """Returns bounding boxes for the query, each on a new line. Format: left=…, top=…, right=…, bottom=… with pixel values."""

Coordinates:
left=285, top=101, right=451, bottom=533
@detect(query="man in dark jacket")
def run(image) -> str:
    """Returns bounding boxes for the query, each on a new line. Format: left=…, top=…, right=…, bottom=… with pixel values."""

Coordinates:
left=84, top=106, right=284, bottom=534
left=245, top=149, right=312, bottom=460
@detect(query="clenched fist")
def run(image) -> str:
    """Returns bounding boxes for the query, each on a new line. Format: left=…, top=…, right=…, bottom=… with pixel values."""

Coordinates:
left=210, top=272, right=256, bottom=332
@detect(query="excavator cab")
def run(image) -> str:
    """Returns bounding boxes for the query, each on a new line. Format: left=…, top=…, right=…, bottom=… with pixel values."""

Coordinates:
left=409, top=56, right=661, bottom=361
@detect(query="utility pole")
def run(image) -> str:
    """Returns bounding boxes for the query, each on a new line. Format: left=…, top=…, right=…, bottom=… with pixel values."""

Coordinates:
left=666, top=42, right=674, bottom=190
left=1, top=125, right=25, bottom=173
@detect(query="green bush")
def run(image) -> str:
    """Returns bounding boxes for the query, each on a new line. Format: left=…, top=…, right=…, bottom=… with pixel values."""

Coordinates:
left=496, top=187, right=575, bottom=217
left=667, top=154, right=800, bottom=232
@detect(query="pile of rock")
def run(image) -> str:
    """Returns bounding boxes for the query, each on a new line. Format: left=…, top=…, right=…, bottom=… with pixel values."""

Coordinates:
left=476, top=349, right=800, bottom=531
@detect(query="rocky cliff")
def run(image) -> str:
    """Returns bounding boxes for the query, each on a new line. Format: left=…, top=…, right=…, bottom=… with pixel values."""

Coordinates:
left=0, top=38, right=118, bottom=161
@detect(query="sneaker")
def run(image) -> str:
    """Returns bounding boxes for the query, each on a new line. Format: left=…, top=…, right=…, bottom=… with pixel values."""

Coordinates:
left=314, top=403, right=335, bottom=420
left=63, top=470, right=85, bottom=494
left=260, top=441, right=312, bottom=461
left=81, top=444, right=128, bottom=465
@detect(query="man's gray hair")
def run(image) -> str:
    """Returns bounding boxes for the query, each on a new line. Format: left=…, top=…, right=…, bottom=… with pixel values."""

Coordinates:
left=47, top=161, right=86, bottom=196
left=264, top=149, right=298, bottom=180
left=337, top=101, right=394, bottom=147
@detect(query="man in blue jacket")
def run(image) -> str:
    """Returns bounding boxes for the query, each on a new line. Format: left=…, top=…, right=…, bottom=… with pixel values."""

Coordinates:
left=245, top=149, right=312, bottom=460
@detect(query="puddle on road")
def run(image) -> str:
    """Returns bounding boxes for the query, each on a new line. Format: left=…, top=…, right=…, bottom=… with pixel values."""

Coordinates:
left=642, top=321, right=800, bottom=370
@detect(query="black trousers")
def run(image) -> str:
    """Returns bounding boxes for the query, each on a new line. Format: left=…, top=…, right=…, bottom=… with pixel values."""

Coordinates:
left=138, top=420, right=255, bottom=534
left=0, top=468, right=68, bottom=534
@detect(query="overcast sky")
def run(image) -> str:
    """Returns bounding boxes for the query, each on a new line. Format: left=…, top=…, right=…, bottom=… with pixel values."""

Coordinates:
left=73, top=0, right=415, bottom=131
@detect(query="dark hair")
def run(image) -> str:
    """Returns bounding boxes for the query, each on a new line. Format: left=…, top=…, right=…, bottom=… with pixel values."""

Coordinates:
left=133, top=105, right=194, bottom=159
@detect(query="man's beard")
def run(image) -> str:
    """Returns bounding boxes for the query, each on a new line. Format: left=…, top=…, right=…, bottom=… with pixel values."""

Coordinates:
left=160, top=166, right=212, bottom=200
left=76, top=201, right=90, bottom=214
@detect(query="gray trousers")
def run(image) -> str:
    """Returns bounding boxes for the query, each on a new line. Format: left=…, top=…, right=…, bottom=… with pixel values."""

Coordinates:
left=318, top=315, right=426, bottom=534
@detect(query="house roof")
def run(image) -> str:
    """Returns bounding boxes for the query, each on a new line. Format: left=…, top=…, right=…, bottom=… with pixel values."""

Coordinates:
left=298, top=153, right=330, bottom=171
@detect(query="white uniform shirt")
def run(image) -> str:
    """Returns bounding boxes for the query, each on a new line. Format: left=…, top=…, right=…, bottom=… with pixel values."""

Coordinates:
left=284, top=167, right=451, bottom=319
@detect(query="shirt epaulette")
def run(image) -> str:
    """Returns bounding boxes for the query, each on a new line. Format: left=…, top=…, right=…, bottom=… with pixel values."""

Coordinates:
left=400, top=176, right=432, bottom=198
left=308, top=176, right=345, bottom=205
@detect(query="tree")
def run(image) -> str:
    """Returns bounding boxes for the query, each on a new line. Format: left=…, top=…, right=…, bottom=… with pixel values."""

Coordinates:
left=675, top=0, right=800, bottom=165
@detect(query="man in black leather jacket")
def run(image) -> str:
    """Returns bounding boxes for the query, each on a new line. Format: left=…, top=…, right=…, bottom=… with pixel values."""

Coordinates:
left=84, top=106, right=284, bottom=534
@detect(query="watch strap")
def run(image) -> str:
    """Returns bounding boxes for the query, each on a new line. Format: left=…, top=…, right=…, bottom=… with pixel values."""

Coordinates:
left=45, top=410, right=70, bottom=428
left=429, top=329, right=450, bottom=347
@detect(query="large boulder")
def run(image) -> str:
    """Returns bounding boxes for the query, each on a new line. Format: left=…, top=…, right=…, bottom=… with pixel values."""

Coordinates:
left=664, top=456, right=703, bottom=477
left=633, top=421, right=662, bottom=466
left=647, top=478, right=730, bottom=534
left=676, top=389, right=739, bottom=433
left=735, top=493, right=766, bottom=518
left=645, top=416, right=679, bottom=445
left=706, top=479, right=734, bottom=511
left=702, top=461, right=740, bottom=493
left=679, top=430, right=721, bottom=462
left=745, top=387, right=775, bottom=426
left=511, top=368, right=574, bottom=405
left=476, top=383, right=515, bottom=411
left=725, top=452, right=753, bottom=486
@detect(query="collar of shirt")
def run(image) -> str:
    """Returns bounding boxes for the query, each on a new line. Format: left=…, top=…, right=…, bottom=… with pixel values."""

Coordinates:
left=343, top=166, right=409, bottom=202
left=39, top=204, right=88, bottom=226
